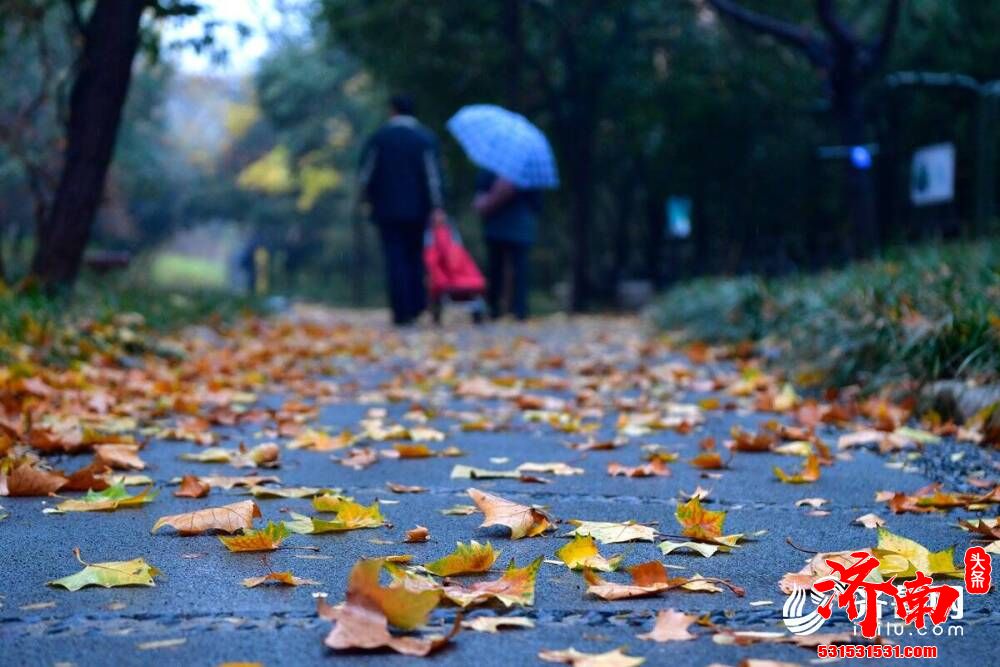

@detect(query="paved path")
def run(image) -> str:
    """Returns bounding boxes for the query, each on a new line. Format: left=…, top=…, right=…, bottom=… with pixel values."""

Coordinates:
left=1, top=310, right=996, bottom=666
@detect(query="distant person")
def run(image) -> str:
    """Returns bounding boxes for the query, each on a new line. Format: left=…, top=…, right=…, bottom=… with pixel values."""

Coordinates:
left=358, top=94, right=446, bottom=326
left=473, top=169, right=540, bottom=320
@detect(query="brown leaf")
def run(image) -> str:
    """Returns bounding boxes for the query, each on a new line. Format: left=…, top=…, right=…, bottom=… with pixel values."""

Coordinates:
left=151, top=500, right=261, bottom=535
left=0, top=462, right=67, bottom=497
left=405, top=525, right=430, bottom=543
left=607, top=460, right=670, bottom=478
left=637, top=608, right=697, bottom=642
left=174, top=475, right=210, bottom=498
left=690, top=452, right=727, bottom=470
left=243, top=571, right=320, bottom=587
left=387, top=482, right=427, bottom=494
left=338, top=447, right=378, bottom=470
left=467, top=488, right=552, bottom=539
left=317, top=598, right=458, bottom=656
left=93, top=444, right=146, bottom=471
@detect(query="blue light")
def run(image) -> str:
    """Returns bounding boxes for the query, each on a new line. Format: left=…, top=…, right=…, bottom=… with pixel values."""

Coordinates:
left=850, top=146, right=873, bottom=170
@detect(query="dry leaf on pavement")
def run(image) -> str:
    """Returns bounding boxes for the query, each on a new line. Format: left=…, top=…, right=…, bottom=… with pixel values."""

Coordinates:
left=467, top=488, right=552, bottom=539
left=637, top=608, right=698, bottom=642
left=151, top=499, right=261, bottom=535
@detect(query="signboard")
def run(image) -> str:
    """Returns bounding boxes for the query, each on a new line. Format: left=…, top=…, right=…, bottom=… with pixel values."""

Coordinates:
left=911, top=143, right=955, bottom=206
left=664, top=196, right=692, bottom=239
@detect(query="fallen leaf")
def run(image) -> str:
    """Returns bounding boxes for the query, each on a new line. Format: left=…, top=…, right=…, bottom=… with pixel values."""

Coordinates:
left=517, top=462, right=584, bottom=476
left=390, top=443, right=435, bottom=458
left=874, top=527, right=963, bottom=578
left=585, top=561, right=731, bottom=600
left=93, top=444, right=146, bottom=470
left=676, top=497, right=725, bottom=541
left=607, top=460, right=670, bottom=478
left=556, top=535, right=622, bottom=572
left=49, top=549, right=159, bottom=591
left=242, top=571, right=320, bottom=587
left=538, top=647, right=645, bottom=666
left=690, top=452, right=726, bottom=470
left=136, top=638, right=186, bottom=651
left=285, top=505, right=384, bottom=534
left=658, top=540, right=720, bottom=557
left=53, top=484, right=155, bottom=513
left=461, top=616, right=534, bottom=633
left=440, top=504, right=478, bottom=516
left=424, top=540, right=499, bottom=576
left=219, top=521, right=290, bottom=552
left=853, top=513, right=885, bottom=529
left=566, top=520, right=655, bottom=544
left=344, top=558, right=443, bottom=629
left=441, top=557, right=542, bottom=607
left=317, top=597, right=457, bottom=656
left=387, top=482, right=427, bottom=494
left=246, top=485, right=328, bottom=499
left=637, top=608, right=697, bottom=642
left=405, top=525, right=430, bottom=543
left=467, top=488, right=552, bottom=539
left=288, top=428, right=353, bottom=451
left=174, top=475, right=210, bottom=499
left=337, top=447, right=378, bottom=470
left=152, top=499, right=261, bottom=535
left=773, top=455, right=820, bottom=484
left=451, top=465, right=520, bottom=480
left=0, top=462, right=67, bottom=497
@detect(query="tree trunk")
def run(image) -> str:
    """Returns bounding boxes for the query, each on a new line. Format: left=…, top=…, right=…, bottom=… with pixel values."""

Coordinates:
left=30, top=0, right=146, bottom=290
left=835, top=90, right=878, bottom=259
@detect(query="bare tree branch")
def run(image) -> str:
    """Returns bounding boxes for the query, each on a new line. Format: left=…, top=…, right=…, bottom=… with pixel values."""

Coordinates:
left=868, top=0, right=903, bottom=70
left=816, top=0, right=857, bottom=47
left=707, top=0, right=827, bottom=66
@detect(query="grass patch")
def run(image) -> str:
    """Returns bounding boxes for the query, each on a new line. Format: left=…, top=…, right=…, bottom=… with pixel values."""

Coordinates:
left=651, top=240, right=1000, bottom=390
left=0, top=271, right=263, bottom=366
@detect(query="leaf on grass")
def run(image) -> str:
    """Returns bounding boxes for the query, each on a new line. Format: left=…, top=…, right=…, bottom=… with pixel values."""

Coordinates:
left=538, top=647, right=645, bottom=667
left=152, top=499, right=261, bottom=535
left=637, top=608, right=697, bottom=642
left=566, top=520, right=655, bottom=544
left=442, top=557, right=542, bottom=607
left=49, top=549, right=159, bottom=591
left=387, top=482, right=427, bottom=494
left=53, top=484, right=155, bottom=513
left=174, top=475, right=210, bottom=498
left=467, top=488, right=552, bottom=539
left=658, top=540, right=720, bottom=558
left=607, top=460, right=670, bottom=478
left=424, top=540, right=499, bottom=576
left=773, top=454, right=820, bottom=484
left=556, top=535, right=622, bottom=572
left=461, top=616, right=534, bottom=633
left=242, top=570, right=320, bottom=587
left=93, top=444, right=146, bottom=470
left=873, top=527, right=963, bottom=578
left=853, top=513, right=885, bottom=529
left=0, top=462, right=67, bottom=497
left=219, top=521, right=289, bottom=552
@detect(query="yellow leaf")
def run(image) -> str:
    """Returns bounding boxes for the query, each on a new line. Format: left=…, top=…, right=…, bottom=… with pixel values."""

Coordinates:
left=873, top=527, right=963, bottom=578
left=556, top=535, right=622, bottom=572
left=219, top=521, right=289, bottom=552
left=348, top=558, right=442, bottom=630
left=442, top=557, right=542, bottom=607
left=676, top=497, right=725, bottom=541
left=242, top=571, right=320, bottom=587
left=424, top=540, right=498, bottom=576
left=49, top=549, right=159, bottom=591
left=773, top=454, right=821, bottom=484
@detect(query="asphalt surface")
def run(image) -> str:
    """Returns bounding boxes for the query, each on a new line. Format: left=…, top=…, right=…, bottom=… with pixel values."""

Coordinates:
left=1, top=314, right=997, bottom=667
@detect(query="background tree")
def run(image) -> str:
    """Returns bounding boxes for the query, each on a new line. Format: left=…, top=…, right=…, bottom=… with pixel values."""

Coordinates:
left=706, top=0, right=903, bottom=257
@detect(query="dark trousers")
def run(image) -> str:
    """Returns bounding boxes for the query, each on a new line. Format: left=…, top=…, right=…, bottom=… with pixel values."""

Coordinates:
left=487, top=239, right=529, bottom=320
left=378, top=223, right=426, bottom=325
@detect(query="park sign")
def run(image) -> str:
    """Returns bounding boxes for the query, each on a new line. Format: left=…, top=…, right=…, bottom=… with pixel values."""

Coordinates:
left=911, top=143, right=956, bottom=206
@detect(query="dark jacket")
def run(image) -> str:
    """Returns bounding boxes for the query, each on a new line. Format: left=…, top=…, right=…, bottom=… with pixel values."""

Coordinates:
left=476, top=169, right=540, bottom=245
left=359, top=116, right=443, bottom=227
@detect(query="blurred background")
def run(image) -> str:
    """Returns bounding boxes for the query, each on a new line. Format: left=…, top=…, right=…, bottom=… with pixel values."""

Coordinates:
left=1, top=0, right=997, bottom=315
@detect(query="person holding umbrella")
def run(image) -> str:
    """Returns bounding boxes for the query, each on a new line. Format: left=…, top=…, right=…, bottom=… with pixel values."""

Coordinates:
left=447, top=105, right=559, bottom=321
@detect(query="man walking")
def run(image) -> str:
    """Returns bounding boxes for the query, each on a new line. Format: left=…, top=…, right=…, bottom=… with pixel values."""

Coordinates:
left=359, top=94, right=445, bottom=326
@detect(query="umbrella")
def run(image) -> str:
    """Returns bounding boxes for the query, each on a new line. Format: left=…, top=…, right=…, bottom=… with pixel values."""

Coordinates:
left=446, top=104, right=559, bottom=189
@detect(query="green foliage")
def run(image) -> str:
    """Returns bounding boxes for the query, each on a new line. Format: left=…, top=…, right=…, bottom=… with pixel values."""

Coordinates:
left=652, top=240, right=1000, bottom=390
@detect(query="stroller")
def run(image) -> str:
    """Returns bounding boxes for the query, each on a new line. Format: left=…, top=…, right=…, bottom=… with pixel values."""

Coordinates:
left=424, top=219, right=487, bottom=324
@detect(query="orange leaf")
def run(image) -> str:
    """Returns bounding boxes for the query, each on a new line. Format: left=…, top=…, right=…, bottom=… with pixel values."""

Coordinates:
left=607, top=460, right=670, bottom=478
left=219, top=521, right=289, bottom=552
left=0, top=462, right=67, bottom=497
left=637, top=609, right=697, bottom=642
left=93, top=444, right=146, bottom=470
left=243, top=571, right=320, bottom=587
left=405, top=525, right=430, bottom=543
left=676, top=497, right=725, bottom=541
left=174, top=475, right=210, bottom=498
